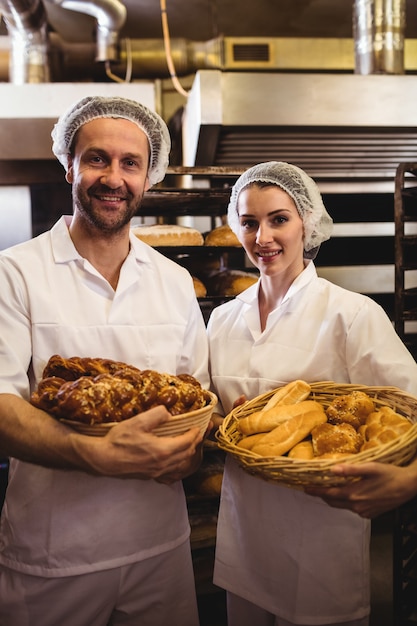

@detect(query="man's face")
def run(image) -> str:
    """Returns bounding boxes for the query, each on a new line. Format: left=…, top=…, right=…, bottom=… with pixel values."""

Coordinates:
left=66, top=117, right=151, bottom=234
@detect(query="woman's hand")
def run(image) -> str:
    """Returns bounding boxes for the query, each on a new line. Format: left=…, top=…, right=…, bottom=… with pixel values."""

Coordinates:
left=305, top=459, right=417, bottom=518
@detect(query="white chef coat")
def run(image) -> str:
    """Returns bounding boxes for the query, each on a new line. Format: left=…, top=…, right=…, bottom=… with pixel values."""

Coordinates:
left=207, top=261, right=417, bottom=625
left=0, top=216, right=209, bottom=577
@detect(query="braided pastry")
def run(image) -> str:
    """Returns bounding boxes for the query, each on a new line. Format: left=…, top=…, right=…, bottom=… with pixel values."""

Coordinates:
left=42, top=354, right=136, bottom=380
left=31, top=355, right=211, bottom=424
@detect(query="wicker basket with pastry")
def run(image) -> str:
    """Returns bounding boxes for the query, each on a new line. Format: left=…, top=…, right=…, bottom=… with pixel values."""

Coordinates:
left=216, top=380, right=417, bottom=487
left=31, top=355, right=217, bottom=437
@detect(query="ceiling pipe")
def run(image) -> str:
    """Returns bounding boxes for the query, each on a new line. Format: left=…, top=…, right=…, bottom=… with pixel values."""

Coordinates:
left=0, top=0, right=50, bottom=83
left=48, top=0, right=126, bottom=62
left=0, top=32, right=222, bottom=81
left=353, top=0, right=406, bottom=74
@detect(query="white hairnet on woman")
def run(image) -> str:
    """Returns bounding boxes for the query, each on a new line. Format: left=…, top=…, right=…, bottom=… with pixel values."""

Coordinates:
left=227, top=160, right=333, bottom=259
left=51, top=96, right=171, bottom=186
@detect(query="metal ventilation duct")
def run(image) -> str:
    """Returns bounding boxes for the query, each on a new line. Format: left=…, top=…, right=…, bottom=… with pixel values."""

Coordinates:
left=182, top=70, right=417, bottom=187
left=49, top=0, right=126, bottom=62
left=353, top=0, right=406, bottom=75
left=0, top=0, right=126, bottom=83
left=0, top=0, right=50, bottom=83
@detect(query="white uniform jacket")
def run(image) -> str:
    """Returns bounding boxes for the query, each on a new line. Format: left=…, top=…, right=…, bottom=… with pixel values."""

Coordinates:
left=0, top=216, right=209, bottom=577
left=207, top=261, right=417, bottom=625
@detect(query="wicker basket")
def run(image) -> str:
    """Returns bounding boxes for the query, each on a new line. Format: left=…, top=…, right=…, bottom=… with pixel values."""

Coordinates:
left=216, top=382, right=417, bottom=487
left=61, top=391, right=217, bottom=438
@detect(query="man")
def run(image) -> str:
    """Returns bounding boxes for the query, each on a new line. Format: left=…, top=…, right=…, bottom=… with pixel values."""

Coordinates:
left=0, top=96, right=209, bottom=626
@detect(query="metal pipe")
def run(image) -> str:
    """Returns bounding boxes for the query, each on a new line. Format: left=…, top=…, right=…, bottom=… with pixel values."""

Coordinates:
left=49, top=0, right=126, bottom=62
left=353, top=0, right=405, bottom=74
left=0, top=0, right=50, bottom=82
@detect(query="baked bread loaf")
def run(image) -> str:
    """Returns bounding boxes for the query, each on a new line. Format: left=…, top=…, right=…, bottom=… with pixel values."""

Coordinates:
left=237, top=432, right=269, bottom=450
left=287, top=440, right=315, bottom=460
left=251, top=402, right=327, bottom=457
left=206, top=269, right=259, bottom=296
left=360, top=406, right=413, bottom=450
left=326, top=391, right=375, bottom=430
left=184, top=451, right=224, bottom=496
left=192, top=276, right=207, bottom=298
left=42, top=354, right=132, bottom=380
left=132, top=224, right=204, bottom=246
left=312, top=422, right=364, bottom=457
left=31, top=355, right=211, bottom=425
left=238, top=382, right=312, bottom=435
left=261, top=380, right=311, bottom=412
left=204, top=224, right=241, bottom=247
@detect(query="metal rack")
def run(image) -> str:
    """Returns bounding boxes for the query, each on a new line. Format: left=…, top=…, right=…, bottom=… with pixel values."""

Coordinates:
left=394, top=497, right=417, bottom=625
left=394, top=163, right=417, bottom=361
left=393, top=162, right=417, bottom=625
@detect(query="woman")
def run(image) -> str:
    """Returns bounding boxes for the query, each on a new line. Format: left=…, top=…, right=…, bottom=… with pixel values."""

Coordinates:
left=207, top=161, right=417, bottom=626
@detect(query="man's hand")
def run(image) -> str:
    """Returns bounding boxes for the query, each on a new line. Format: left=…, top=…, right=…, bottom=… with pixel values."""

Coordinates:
left=71, top=405, right=204, bottom=480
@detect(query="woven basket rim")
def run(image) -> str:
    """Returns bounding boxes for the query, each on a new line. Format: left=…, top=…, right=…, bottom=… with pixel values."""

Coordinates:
left=216, top=382, right=417, bottom=487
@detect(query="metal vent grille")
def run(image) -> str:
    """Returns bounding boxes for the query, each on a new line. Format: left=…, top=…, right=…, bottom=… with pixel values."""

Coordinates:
left=232, top=43, right=270, bottom=62
left=211, top=127, right=417, bottom=178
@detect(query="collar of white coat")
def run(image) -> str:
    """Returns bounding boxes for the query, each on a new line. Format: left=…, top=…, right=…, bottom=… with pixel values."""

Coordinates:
left=50, top=215, right=153, bottom=266
left=237, top=260, right=317, bottom=307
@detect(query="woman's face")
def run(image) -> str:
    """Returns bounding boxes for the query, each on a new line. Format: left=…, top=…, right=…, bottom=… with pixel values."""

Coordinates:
left=236, top=184, right=305, bottom=278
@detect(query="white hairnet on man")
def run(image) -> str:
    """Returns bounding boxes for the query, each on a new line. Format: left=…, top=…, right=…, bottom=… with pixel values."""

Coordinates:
left=227, top=161, right=333, bottom=259
left=51, top=95, right=171, bottom=186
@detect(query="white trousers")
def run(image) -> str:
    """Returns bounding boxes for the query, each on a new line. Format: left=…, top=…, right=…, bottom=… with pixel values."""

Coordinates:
left=0, top=541, right=199, bottom=626
left=226, top=592, right=369, bottom=626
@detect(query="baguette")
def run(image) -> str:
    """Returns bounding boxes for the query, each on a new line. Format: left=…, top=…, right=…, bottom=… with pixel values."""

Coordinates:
left=237, top=432, right=267, bottom=450
left=261, top=380, right=311, bottom=412
left=238, top=398, right=319, bottom=436
left=287, top=440, right=315, bottom=460
left=251, top=402, right=327, bottom=457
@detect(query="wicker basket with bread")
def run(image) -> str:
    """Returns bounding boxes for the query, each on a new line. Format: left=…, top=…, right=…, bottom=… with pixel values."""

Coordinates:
left=216, top=380, right=417, bottom=487
left=31, top=355, right=217, bottom=437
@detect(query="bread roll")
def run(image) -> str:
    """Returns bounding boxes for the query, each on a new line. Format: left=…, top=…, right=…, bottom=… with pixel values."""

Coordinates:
left=287, top=440, right=315, bottom=460
left=238, top=399, right=320, bottom=436
left=312, top=422, right=363, bottom=456
left=132, top=224, right=204, bottom=246
left=261, top=380, right=311, bottom=413
left=237, top=432, right=267, bottom=450
left=251, top=403, right=327, bottom=457
left=326, top=391, right=375, bottom=430
left=195, top=473, right=223, bottom=495
left=192, top=276, right=207, bottom=297
left=206, top=270, right=258, bottom=296
left=204, top=224, right=241, bottom=247
left=186, top=453, right=224, bottom=495
left=360, top=406, right=412, bottom=450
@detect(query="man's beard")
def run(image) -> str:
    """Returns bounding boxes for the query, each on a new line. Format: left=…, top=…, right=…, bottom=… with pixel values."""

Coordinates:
left=73, top=183, right=143, bottom=233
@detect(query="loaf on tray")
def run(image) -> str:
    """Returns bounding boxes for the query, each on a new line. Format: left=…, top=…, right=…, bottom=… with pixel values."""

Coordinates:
left=204, top=224, right=241, bottom=247
left=206, top=269, right=259, bottom=296
left=132, top=224, right=204, bottom=246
